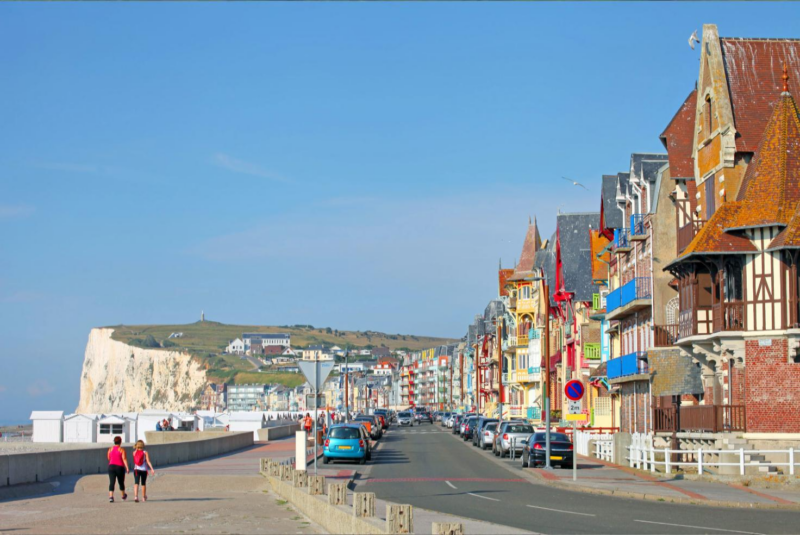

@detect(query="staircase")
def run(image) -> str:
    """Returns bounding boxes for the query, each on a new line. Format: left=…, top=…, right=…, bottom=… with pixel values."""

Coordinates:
left=721, top=436, right=778, bottom=474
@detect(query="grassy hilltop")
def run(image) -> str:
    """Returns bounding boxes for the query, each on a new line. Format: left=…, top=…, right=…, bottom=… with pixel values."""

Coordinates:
left=108, top=321, right=457, bottom=387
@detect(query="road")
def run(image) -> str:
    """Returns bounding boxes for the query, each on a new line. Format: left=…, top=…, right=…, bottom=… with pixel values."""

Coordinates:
left=355, top=424, right=800, bottom=535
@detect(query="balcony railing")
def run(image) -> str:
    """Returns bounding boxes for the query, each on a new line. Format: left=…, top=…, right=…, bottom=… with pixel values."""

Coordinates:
left=607, top=278, right=650, bottom=314
left=607, top=351, right=648, bottom=380
left=614, top=228, right=631, bottom=251
left=584, top=343, right=601, bottom=360
left=653, top=324, right=679, bottom=347
left=592, top=293, right=601, bottom=310
left=630, top=214, right=646, bottom=237
left=677, top=219, right=706, bottom=254
left=606, top=288, right=621, bottom=312
left=527, top=406, right=542, bottom=420
left=517, top=335, right=529, bottom=346
left=712, top=301, right=745, bottom=332
left=653, top=405, right=746, bottom=433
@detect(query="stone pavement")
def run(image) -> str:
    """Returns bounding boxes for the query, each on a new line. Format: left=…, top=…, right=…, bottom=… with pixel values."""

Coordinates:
left=530, top=455, right=800, bottom=508
left=0, top=436, right=347, bottom=534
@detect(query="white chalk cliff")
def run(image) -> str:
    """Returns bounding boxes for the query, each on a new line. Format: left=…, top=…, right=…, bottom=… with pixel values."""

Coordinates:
left=77, top=328, right=207, bottom=414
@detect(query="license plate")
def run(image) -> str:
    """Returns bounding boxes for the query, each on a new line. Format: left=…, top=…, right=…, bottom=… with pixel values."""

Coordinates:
left=550, top=456, right=563, bottom=460
left=339, top=446, right=352, bottom=450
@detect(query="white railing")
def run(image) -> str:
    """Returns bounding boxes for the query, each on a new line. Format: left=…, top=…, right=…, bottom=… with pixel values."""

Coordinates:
left=628, top=441, right=800, bottom=476
left=575, top=430, right=614, bottom=458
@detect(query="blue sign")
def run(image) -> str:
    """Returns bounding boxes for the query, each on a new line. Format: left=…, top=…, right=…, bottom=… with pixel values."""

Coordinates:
left=564, top=380, right=585, bottom=401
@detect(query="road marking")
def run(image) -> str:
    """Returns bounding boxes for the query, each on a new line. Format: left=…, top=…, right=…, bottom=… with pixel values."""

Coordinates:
left=445, top=481, right=457, bottom=489
left=633, top=520, right=764, bottom=535
left=526, top=505, right=595, bottom=517
left=468, top=493, right=500, bottom=502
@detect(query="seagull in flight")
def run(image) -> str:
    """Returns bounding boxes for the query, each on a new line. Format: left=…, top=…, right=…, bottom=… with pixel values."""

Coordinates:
left=689, top=30, right=700, bottom=50
left=561, top=176, right=590, bottom=191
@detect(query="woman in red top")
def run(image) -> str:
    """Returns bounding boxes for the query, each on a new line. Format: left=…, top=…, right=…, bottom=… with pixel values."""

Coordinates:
left=107, top=436, right=129, bottom=503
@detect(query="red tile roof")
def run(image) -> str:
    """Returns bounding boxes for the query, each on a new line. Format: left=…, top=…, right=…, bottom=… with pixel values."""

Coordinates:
left=731, top=90, right=800, bottom=229
left=660, top=89, right=697, bottom=179
left=720, top=38, right=800, bottom=152
left=509, top=218, right=542, bottom=281
left=679, top=202, right=756, bottom=257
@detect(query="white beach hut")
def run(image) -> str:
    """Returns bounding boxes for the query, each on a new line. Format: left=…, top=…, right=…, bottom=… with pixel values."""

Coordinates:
left=30, top=411, right=64, bottom=443
left=63, top=413, right=99, bottom=443
left=137, top=410, right=176, bottom=441
left=228, top=412, right=266, bottom=440
left=97, top=415, right=134, bottom=443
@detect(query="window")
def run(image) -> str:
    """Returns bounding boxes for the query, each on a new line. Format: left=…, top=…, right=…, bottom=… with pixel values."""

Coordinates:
left=705, top=97, right=713, bottom=136
left=99, top=424, right=124, bottom=435
left=705, top=174, right=716, bottom=218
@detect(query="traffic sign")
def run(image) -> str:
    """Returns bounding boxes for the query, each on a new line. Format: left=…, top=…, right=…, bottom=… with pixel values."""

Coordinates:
left=564, top=380, right=585, bottom=401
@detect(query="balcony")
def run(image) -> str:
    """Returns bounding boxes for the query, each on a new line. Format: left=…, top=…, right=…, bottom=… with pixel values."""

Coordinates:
left=607, top=352, right=648, bottom=381
left=653, top=324, right=679, bottom=347
left=613, top=228, right=631, bottom=253
left=584, top=343, right=601, bottom=360
left=526, top=407, right=541, bottom=420
left=605, top=277, right=651, bottom=320
left=517, top=335, right=529, bottom=347
left=712, top=301, right=745, bottom=332
left=677, top=219, right=706, bottom=254
left=630, top=214, right=647, bottom=240
left=592, top=293, right=602, bottom=311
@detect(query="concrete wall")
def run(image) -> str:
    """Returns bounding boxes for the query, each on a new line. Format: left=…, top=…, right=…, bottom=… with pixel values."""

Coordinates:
left=1, top=432, right=253, bottom=487
left=257, top=423, right=300, bottom=442
left=145, top=430, right=227, bottom=444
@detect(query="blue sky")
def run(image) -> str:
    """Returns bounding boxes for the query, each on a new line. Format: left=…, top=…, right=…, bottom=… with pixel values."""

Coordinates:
left=2, top=3, right=800, bottom=423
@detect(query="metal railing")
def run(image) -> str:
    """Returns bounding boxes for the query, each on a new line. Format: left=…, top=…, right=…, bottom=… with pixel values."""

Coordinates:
left=607, top=351, right=648, bottom=380
left=614, top=228, right=631, bottom=250
left=630, top=214, right=646, bottom=237
left=606, top=288, right=621, bottom=312
left=653, top=324, right=679, bottom=347
left=712, top=301, right=745, bottom=332
left=652, top=405, right=746, bottom=433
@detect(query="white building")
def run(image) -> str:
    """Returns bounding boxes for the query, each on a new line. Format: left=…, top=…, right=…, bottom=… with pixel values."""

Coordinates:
left=243, top=333, right=291, bottom=351
left=301, top=345, right=335, bottom=361
left=336, top=363, right=365, bottom=373
left=225, top=338, right=245, bottom=355
left=228, top=412, right=267, bottom=440
left=63, top=413, right=98, bottom=443
left=30, top=411, right=64, bottom=443
left=97, top=415, right=135, bottom=443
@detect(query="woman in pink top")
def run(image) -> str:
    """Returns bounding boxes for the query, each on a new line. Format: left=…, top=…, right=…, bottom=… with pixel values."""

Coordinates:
left=107, top=436, right=129, bottom=503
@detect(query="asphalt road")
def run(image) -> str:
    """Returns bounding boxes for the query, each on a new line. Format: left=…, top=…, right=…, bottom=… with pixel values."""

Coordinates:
left=355, top=424, right=800, bottom=535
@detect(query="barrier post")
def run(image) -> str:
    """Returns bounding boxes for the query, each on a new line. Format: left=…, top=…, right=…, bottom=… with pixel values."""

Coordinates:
left=740, top=448, right=745, bottom=476
left=790, top=448, right=795, bottom=476
left=697, top=448, right=703, bottom=475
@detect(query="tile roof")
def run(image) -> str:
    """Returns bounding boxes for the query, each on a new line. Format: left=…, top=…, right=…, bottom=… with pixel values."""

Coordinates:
left=533, top=232, right=557, bottom=306
left=731, top=89, right=800, bottom=230
left=498, top=268, right=515, bottom=296
left=720, top=38, right=800, bottom=152
left=557, top=212, right=600, bottom=302
left=508, top=218, right=542, bottom=281
left=678, top=202, right=757, bottom=258
left=659, top=90, right=697, bottom=179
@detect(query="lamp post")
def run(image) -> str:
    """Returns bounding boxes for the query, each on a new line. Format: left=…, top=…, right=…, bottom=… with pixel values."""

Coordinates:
left=525, top=274, right=553, bottom=470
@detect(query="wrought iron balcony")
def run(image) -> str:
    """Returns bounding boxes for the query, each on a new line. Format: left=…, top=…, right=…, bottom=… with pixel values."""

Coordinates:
left=607, top=351, right=648, bottom=380
left=630, top=214, right=647, bottom=239
left=613, top=228, right=631, bottom=252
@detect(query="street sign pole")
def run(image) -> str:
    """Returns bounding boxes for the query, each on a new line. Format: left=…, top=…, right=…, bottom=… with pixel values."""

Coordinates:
left=564, top=379, right=586, bottom=482
left=573, top=420, right=577, bottom=481
left=314, top=354, right=318, bottom=475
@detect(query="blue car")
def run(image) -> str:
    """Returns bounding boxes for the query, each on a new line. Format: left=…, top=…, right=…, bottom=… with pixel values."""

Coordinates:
left=323, top=424, right=370, bottom=465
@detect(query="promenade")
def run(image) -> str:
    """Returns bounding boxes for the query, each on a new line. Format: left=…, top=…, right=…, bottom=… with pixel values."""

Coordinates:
left=0, top=436, right=347, bottom=534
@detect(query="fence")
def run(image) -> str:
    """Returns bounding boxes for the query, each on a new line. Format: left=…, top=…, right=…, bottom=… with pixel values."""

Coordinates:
left=652, top=405, right=746, bottom=433
left=574, top=430, right=614, bottom=458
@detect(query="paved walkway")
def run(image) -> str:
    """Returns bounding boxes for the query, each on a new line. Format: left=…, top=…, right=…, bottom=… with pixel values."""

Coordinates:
left=531, top=455, right=800, bottom=507
left=0, top=436, right=343, bottom=534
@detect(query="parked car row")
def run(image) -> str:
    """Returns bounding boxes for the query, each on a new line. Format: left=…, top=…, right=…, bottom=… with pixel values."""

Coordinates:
left=322, top=409, right=394, bottom=465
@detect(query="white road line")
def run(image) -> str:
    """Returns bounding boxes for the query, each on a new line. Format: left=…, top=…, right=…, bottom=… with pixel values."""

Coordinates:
left=468, top=492, right=500, bottom=502
left=445, top=480, right=457, bottom=489
left=633, top=520, right=765, bottom=535
left=526, top=505, right=595, bottom=517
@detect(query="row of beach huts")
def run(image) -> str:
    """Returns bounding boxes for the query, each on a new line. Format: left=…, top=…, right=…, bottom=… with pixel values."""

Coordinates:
left=28, top=410, right=315, bottom=443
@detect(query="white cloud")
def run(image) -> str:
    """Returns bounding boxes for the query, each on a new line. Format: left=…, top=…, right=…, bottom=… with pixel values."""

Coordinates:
left=213, top=153, right=290, bottom=183
left=27, top=380, right=54, bottom=397
left=0, top=204, right=34, bottom=218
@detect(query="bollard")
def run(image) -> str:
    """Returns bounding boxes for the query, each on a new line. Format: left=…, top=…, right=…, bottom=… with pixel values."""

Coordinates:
left=387, top=504, right=413, bottom=534
left=260, top=458, right=270, bottom=473
left=282, top=465, right=294, bottom=482
left=269, top=462, right=280, bottom=477
left=353, top=492, right=375, bottom=517
left=309, top=475, right=326, bottom=495
left=328, top=482, right=347, bottom=505
left=293, top=470, right=308, bottom=488
left=433, top=522, right=464, bottom=535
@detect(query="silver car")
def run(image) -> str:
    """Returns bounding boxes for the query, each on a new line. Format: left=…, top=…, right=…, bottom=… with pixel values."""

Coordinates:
left=479, top=421, right=499, bottom=450
left=397, top=411, right=414, bottom=427
left=494, top=422, right=534, bottom=457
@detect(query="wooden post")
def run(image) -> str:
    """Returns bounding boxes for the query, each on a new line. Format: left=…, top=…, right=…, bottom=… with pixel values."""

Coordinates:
left=353, top=492, right=375, bottom=517
left=309, top=475, right=325, bottom=495
left=433, top=523, right=464, bottom=535
left=387, top=504, right=413, bottom=534
left=293, top=470, right=308, bottom=488
left=328, top=482, right=347, bottom=505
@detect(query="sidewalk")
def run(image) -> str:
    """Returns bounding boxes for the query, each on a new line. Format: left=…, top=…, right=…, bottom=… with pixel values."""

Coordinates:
left=529, top=455, right=800, bottom=508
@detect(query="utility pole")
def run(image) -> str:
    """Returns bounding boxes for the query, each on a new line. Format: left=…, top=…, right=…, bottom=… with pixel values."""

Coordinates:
left=344, top=348, right=349, bottom=423
left=543, top=279, right=553, bottom=470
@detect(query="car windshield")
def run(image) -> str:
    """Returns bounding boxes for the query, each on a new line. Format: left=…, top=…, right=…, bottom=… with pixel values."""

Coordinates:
left=485, top=423, right=498, bottom=431
left=532, top=432, right=570, bottom=442
left=398, top=412, right=410, bottom=418
left=507, top=425, right=534, bottom=433
left=329, top=427, right=360, bottom=439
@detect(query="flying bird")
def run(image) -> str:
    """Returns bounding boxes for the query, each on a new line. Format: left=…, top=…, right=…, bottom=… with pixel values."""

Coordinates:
left=689, top=30, right=700, bottom=50
left=561, top=176, right=590, bottom=191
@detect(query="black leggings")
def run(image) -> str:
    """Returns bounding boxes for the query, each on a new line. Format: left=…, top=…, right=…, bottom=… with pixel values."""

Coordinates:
left=134, top=470, right=148, bottom=486
left=108, top=465, right=125, bottom=492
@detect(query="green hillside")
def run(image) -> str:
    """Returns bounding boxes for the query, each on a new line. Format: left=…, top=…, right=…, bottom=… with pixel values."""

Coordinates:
left=108, top=320, right=457, bottom=386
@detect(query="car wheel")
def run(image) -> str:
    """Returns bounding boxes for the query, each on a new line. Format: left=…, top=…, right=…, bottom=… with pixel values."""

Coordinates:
left=322, top=456, right=329, bottom=464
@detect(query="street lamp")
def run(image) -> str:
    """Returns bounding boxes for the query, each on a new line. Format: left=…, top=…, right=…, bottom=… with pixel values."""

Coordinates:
left=524, top=274, right=553, bottom=470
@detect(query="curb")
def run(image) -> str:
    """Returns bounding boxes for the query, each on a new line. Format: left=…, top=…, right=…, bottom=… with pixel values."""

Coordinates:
left=443, top=425, right=800, bottom=511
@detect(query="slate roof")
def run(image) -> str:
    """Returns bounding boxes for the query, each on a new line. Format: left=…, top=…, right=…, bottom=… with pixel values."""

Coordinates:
left=508, top=218, right=542, bottom=281
left=660, top=90, right=697, bottom=180
left=533, top=231, right=557, bottom=306
left=557, top=212, right=600, bottom=302
left=601, top=175, right=624, bottom=229
left=720, top=38, right=800, bottom=152
left=629, top=154, right=669, bottom=213
left=483, top=300, right=504, bottom=334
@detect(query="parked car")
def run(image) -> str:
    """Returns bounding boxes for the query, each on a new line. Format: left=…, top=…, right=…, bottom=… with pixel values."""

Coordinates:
left=323, top=424, right=370, bottom=465
left=397, top=411, right=414, bottom=427
left=353, top=416, right=380, bottom=439
left=479, top=421, right=499, bottom=450
left=472, top=418, right=499, bottom=447
left=522, top=432, right=574, bottom=468
left=417, top=411, right=433, bottom=424
left=439, top=412, right=450, bottom=426
left=495, top=422, right=535, bottom=457
left=451, top=414, right=462, bottom=433
left=462, top=416, right=479, bottom=440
